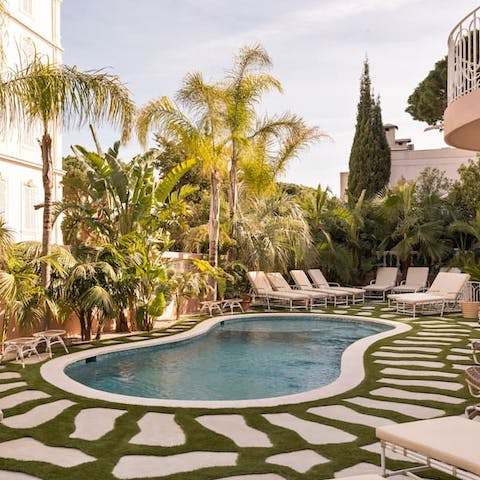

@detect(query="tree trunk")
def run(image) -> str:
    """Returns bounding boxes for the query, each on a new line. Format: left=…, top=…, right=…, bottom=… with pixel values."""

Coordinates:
left=40, top=131, right=53, bottom=330
left=228, top=143, right=238, bottom=221
left=115, top=308, right=130, bottom=333
left=208, top=171, right=220, bottom=299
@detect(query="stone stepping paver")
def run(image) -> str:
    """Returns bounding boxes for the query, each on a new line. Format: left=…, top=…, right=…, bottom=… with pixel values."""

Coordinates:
left=415, top=331, right=468, bottom=337
left=379, top=314, right=398, bottom=318
left=355, top=311, right=372, bottom=316
left=197, top=414, right=271, bottom=448
left=333, top=310, right=349, bottom=314
left=3, top=399, right=75, bottom=429
left=0, top=438, right=95, bottom=467
left=406, top=335, right=462, bottom=342
left=308, top=405, right=394, bottom=428
left=73, top=344, right=94, bottom=349
left=266, top=449, right=329, bottom=473
left=377, top=378, right=463, bottom=391
left=71, top=408, right=126, bottom=441
left=414, top=320, right=448, bottom=325
left=0, top=372, right=21, bottom=380
left=216, top=475, right=285, bottom=480
left=0, top=471, right=43, bottom=480
left=421, top=328, right=471, bottom=333
left=112, top=452, right=238, bottom=479
left=0, top=382, right=27, bottom=393
left=372, top=351, right=436, bottom=359
left=380, top=367, right=457, bottom=378
left=452, top=364, right=470, bottom=371
left=345, top=397, right=444, bottom=419
left=458, top=321, right=479, bottom=327
left=130, top=413, right=186, bottom=447
left=452, top=347, right=472, bottom=354
left=374, top=360, right=444, bottom=368
left=0, top=390, right=50, bottom=410
left=12, top=353, right=49, bottom=366
left=380, top=346, right=441, bottom=353
left=262, top=413, right=356, bottom=444
left=101, top=340, right=121, bottom=345
left=447, top=354, right=471, bottom=361
left=394, top=340, right=450, bottom=346
left=370, top=387, right=464, bottom=405
left=334, top=462, right=382, bottom=478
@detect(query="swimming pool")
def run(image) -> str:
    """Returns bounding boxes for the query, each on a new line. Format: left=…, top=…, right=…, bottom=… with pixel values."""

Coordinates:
left=65, top=315, right=391, bottom=402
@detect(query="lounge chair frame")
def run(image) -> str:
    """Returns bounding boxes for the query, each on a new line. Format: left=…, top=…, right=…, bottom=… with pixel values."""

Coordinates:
left=380, top=441, right=480, bottom=480
left=307, top=269, right=365, bottom=304
left=377, top=416, right=480, bottom=480
left=363, top=267, right=399, bottom=301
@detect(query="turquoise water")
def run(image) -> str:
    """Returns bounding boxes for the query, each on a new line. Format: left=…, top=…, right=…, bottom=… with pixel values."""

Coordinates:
left=65, top=316, right=390, bottom=401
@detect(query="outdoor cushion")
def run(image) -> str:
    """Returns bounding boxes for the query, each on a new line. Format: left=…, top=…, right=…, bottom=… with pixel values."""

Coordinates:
left=388, top=292, right=445, bottom=304
left=376, top=416, right=480, bottom=476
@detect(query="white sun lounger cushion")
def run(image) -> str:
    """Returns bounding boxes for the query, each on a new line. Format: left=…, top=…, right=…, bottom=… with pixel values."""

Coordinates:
left=376, top=416, right=480, bottom=476
left=388, top=292, right=445, bottom=304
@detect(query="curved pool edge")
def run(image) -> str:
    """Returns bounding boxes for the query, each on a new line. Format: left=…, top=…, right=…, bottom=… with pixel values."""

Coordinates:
left=40, top=313, right=411, bottom=409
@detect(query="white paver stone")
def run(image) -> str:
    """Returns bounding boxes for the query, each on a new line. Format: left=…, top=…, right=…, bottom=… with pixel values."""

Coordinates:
left=124, top=336, right=146, bottom=341
left=73, top=344, right=94, bottom=349
left=380, top=367, right=457, bottom=378
left=0, top=372, right=21, bottom=380
left=355, top=311, right=372, bottom=316
left=333, top=310, right=349, bottom=314
left=0, top=471, right=43, bottom=480
left=380, top=346, right=441, bottom=353
left=215, top=475, right=285, bottom=480
left=374, top=360, right=444, bottom=368
left=130, top=412, right=186, bottom=446
left=458, top=321, right=479, bottom=327
left=416, top=331, right=468, bottom=337
left=452, top=364, right=470, bottom=371
left=12, top=353, right=49, bottom=366
left=0, top=438, right=95, bottom=467
left=372, top=351, right=436, bottom=359
left=446, top=355, right=471, bottom=361
left=395, top=340, right=450, bottom=345
left=334, top=462, right=382, bottom=478
left=0, top=382, right=27, bottom=393
left=379, top=314, right=398, bottom=318
left=0, top=390, right=50, bottom=410
left=71, top=408, right=126, bottom=441
left=406, top=336, right=461, bottom=342
left=308, top=405, right=395, bottom=428
left=345, top=397, right=444, bottom=419
left=112, top=452, right=238, bottom=479
left=101, top=340, right=121, bottom=345
left=3, top=399, right=75, bottom=429
left=377, top=378, right=463, bottom=391
left=266, top=449, right=328, bottom=473
left=452, top=348, right=472, bottom=354
left=370, top=387, right=464, bottom=404
left=197, top=414, right=271, bottom=448
left=262, top=413, right=356, bottom=444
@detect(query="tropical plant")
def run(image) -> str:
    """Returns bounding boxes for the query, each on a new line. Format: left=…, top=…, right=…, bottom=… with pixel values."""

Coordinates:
left=0, top=56, right=135, bottom=299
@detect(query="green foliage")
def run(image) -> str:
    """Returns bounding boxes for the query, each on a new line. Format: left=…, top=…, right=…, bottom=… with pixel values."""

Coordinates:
left=406, top=56, right=447, bottom=127
left=448, top=155, right=480, bottom=220
left=348, top=60, right=391, bottom=199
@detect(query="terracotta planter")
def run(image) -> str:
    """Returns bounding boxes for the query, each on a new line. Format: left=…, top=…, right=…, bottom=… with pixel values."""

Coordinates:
left=461, top=301, right=480, bottom=319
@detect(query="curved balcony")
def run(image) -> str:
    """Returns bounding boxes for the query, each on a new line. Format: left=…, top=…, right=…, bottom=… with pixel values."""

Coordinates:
left=444, top=7, right=480, bottom=150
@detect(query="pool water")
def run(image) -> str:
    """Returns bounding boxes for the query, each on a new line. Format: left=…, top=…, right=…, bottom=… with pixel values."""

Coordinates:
left=65, top=316, right=390, bottom=401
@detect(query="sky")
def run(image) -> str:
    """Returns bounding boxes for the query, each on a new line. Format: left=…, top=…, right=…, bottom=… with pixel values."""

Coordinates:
left=60, top=0, right=480, bottom=196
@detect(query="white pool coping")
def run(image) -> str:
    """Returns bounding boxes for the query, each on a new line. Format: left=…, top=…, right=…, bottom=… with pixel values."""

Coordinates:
left=40, top=313, right=410, bottom=409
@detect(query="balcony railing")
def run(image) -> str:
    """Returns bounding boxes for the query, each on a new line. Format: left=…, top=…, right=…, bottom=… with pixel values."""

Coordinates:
left=448, top=7, right=480, bottom=103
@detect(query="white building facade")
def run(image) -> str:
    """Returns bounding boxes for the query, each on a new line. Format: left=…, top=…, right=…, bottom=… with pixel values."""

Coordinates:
left=0, top=0, right=63, bottom=243
left=340, top=124, right=476, bottom=199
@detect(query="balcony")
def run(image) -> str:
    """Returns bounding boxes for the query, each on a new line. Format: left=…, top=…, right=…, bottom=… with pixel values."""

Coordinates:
left=444, top=7, right=480, bottom=150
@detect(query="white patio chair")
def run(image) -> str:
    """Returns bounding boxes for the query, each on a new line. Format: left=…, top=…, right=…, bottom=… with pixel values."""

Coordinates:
left=307, top=268, right=365, bottom=304
left=363, top=267, right=399, bottom=301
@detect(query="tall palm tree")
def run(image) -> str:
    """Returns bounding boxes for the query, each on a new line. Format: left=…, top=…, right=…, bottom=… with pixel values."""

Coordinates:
left=0, top=56, right=135, bottom=295
left=223, top=44, right=281, bottom=220
left=137, top=74, right=228, bottom=269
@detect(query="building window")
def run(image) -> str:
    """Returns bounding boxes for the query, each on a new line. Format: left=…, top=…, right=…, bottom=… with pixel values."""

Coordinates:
left=20, top=0, right=33, bottom=16
left=22, top=181, right=39, bottom=232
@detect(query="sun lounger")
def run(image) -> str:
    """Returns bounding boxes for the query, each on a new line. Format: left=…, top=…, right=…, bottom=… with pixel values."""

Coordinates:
left=266, top=272, right=327, bottom=308
left=472, top=340, right=480, bottom=365
left=289, top=270, right=350, bottom=306
left=391, top=266, right=429, bottom=294
left=376, top=416, right=480, bottom=480
left=247, top=271, right=310, bottom=311
left=363, top=267, right=399, bottom=301
left=308, top=268, right=366, bottom=304
left=388, top=272, right=470, bottom=317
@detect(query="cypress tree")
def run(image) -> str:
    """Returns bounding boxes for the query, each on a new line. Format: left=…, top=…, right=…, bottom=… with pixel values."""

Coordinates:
left=348, top=59, right=391, bottom=199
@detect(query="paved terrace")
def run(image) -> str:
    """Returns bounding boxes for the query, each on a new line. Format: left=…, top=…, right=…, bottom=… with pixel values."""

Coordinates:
left=0, top=302, right=477, bottom=480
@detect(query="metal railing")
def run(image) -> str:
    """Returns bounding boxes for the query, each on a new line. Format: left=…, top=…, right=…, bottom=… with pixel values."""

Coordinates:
left=460, top=281, right=480, bottom=302
left=448, top=7, right=480, bottom=102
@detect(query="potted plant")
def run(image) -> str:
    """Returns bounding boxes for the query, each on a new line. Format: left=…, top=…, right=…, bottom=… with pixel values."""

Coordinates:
left=460, top=263, right=480, bottom=319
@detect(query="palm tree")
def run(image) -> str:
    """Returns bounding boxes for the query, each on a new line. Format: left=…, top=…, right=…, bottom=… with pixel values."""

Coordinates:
left=223, top=44, right=281, bottom=219
left=137, top=75, right=228, bottom=269
left=0, top=56, right=135, bottom=296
